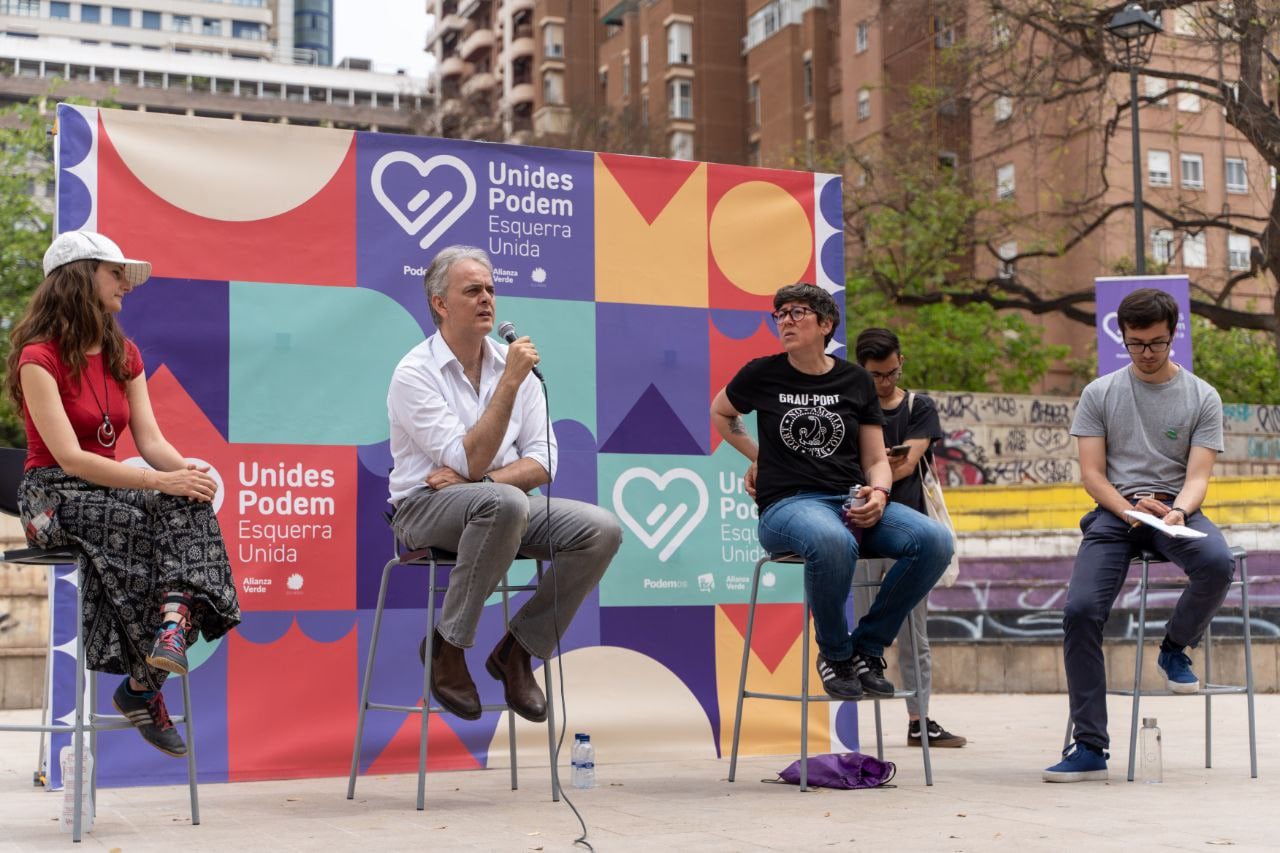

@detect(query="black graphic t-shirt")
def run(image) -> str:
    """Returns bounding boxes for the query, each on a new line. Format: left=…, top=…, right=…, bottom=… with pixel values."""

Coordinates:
left=880, top=390, right=944, bottom=514
left=726, top=354, right=884, bottom=511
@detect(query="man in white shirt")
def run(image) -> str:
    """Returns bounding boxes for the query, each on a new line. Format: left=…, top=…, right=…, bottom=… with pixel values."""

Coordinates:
left=387, top=245, right=621, bottom=722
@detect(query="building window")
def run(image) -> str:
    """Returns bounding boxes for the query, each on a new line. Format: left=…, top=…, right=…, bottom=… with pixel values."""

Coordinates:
left=938, top=151, right=959, bottom=169
left=142, top=10, right=160, bottom=29
left=667, top=21, right=692, bottom=65
left=1178, top=91, right=1201, bottom=112
left=622, top=52, right=630, bottom=97
left=640, top=92, right=649, bottom=126
left=81, top=4, right=102, bottom=24
left=992, top=14, right=1010, bottom=45
left=1144, top=75, right=1167, bottom=104
left=1180, top=153, right=1204, bottom=189
left=997, top=241, right=1017, bottom=278
left=172, top=14, right=191, bottom=32
left=50, top=1, right=70, bottom=19
left=747, top=79, right=760, bottom=129
left=994, top=94, right=1013, bottom=122
left=668, top=79, right=692, bottom=119
left=802, top=57, right=813, bottom=106
left=1228, top=234, right=1251, bottom=270
left=857, top=88, right=870, bottom=121
left=996, top=163, right=1015, bottom=199
left=231, top=20, right=263, bottom=39
left=670, top=130, right=694, bottom=161
left=747, top=140, right=760, bottom=166
left=1151, top=228, right=1175, bottom=265
left=111, top=7, right=130, bottom=26
left=3, top=0, right=39, bottom=15
left=1226, top=158, right=1248, bottom=193
left=203, top=17, right=222, bottom=36
left=856, top=21, right=868, bottom=53
left=934, top=16, right=954, bottom=48
left=1173, top=9, right=1196, bottom=35
left=640, top=34, right=648, bottom=83
left=1182, top=231, right=1206, bottom=268
left=543, top=23, right=564, bottom=58
left=1148, top=149, right=1171, bottom=186
left=543, top=69, right=564, bottom=104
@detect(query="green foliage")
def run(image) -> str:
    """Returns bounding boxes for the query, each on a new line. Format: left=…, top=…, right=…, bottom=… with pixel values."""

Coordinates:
left=846, top=276, right=1069, bottom=394
left=1190, top=317, right=1280, bottom=404
left=0, top=95, right=57, bottom=448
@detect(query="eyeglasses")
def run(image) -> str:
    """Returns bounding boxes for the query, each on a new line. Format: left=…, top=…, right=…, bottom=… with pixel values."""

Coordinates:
left=771, top=306, right=818, bottom=324
left=869, top=367, right=903, bottom=382
left=1124, top=339, right=1171, bottom=354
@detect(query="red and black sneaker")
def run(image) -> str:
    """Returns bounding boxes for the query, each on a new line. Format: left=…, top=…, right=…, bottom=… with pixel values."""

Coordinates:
left=112, top=680, right=188, bottom=757
left=146, top=625, right=189, bottom=676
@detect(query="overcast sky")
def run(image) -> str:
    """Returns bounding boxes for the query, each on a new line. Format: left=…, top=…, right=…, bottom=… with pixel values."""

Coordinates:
left=331, top=0, right=432, bottom=79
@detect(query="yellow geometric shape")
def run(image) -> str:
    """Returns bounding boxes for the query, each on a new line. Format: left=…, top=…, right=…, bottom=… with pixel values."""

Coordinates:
left=594, top=157, right=708, bottom=307
left=709, top=181, right=812, bottom=296
left=101, top=108, right=353, bottom=221
left=714, top=606, right=830, bottom=758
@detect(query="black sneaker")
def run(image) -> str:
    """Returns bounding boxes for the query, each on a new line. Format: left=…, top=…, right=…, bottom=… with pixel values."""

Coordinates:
left=850, top=653, right=895, bottom=697
left=112, top=680, right=188, bottom=757
left=908, top=718, right=967, bottom=748
left=816, top=654, right=863, bottom=700
left=145, top=624, right=189, bottom=676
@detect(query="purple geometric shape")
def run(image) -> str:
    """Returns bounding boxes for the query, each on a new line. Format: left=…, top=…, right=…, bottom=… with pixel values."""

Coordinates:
left=819, top=175, right=842, bottom=228
left=57, top=104, right=94, bottom=167
left=356, top=438, right=393, bottom=478
left=234, top=610, right=297, bottom=644
left=596, top=303, right=709, bottom=456
left=599, top=605, right=719, bottom=752
left=298, top=610, right=358, bottom=643
left=820, top=232, right=843, bottom=287
left=57, top=174, right=92, bottom=233
left=709, top=308, right=772, bottom=341
left=833, top=701, right=862, bottom=752
left=600, top=384, right=704, bottom=455
left=546, top=418, right=597, bottom=505
left=119, top=278, right=230, bottom=440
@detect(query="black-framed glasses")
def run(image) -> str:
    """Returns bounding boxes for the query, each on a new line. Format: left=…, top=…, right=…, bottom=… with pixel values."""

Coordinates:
left=869, top=367, right=903, bottom=382
left=771, top=306, right=817, bottom=324
left=1124, top=339, right=1171, bottom=354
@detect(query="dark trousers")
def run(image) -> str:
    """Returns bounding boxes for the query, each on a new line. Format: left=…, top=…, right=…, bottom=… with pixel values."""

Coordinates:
left=1063, top=506, right=1234, bottom=750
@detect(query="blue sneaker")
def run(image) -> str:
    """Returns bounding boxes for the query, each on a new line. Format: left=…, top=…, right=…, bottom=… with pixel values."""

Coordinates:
left=1158, top=648, right=1200, bottom=694
left=1043, top=743, right=1108, bottom=782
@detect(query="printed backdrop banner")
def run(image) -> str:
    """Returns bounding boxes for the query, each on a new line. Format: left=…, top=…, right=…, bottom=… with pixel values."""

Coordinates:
left=49, top=104, right=850, bottom=786
left=1094, top=275, right=1192, bottom=376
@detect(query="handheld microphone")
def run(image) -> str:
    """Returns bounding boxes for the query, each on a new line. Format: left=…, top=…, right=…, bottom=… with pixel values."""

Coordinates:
left=497, top=320, right=545, bottom=381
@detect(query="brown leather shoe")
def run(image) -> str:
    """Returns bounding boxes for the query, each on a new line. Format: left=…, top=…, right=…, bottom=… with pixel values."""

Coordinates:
left=423, top=630, right=481, bottom=720
left=485, top=631, right=548, bottom=723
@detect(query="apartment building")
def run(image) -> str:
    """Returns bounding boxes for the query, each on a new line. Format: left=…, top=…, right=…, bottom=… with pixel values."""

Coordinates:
left=0, top=1, right=430, bottom=131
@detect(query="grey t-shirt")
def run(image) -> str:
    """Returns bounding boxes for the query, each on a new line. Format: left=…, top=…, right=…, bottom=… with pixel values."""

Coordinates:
left=1070, top=366, right=1223, bottom=497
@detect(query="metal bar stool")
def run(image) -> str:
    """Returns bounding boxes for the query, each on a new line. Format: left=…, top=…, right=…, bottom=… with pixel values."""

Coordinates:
left=0, top=448, right=199, bottom=843
left=1064, top=545, right=1257, bottom=781
left=346, top=520, right=561, bottom=810
left=727, top=552, right=933, bottom=790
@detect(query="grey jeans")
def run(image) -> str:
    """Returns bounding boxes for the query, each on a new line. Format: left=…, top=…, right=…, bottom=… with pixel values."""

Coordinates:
left=393, top=483, right=622, bottom=659
left=852, top=558, right=932, bottom=717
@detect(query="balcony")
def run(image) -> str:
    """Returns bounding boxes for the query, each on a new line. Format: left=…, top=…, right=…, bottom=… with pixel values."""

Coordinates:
left=438, top=55, right=466, bottom=78
left=506, top=0, right=534, bottom=16
left=460, top=27, right=495, bottom=61
left=461, top=71, right=497, bottom=97
left=506, top=82, right=535, bottom=105
left=427, top=14, right=466, bottom=49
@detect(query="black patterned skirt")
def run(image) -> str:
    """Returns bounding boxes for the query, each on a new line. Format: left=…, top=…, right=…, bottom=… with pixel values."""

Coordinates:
left=18, top=466, right=241, bottom=690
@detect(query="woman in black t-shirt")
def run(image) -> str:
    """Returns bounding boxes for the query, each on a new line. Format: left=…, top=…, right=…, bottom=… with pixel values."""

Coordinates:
left=711, top=284, right=952, bottom=702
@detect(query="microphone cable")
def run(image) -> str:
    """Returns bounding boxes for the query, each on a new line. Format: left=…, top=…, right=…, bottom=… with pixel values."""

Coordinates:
left=537, top=375, right=593, bottom=851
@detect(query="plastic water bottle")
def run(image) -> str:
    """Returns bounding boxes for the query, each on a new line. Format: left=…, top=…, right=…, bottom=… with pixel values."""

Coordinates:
left=571, top=733, right=596, bottom=789
left=59, top=741, right=94, bottom=833
left=1140, top=717, right=1163, bottom=784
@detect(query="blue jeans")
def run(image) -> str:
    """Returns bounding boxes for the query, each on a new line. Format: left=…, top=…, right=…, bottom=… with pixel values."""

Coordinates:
left=758, top=492, right=953, bottom=660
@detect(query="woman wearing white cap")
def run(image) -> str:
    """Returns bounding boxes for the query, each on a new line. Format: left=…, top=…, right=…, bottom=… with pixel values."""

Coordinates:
left=4, top=231, right=240, bottom=757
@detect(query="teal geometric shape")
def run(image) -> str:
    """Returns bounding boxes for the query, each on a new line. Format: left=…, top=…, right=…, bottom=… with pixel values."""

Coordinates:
left=495, top=296, right=596, bottom=436
left=187, top=634, right=222, bottom=670
left=229, top=282, right=425, bottom=445
left=597, top=441, right=804, bottom=607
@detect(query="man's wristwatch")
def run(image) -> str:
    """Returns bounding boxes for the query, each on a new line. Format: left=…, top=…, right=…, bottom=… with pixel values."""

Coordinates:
left=1171, top=506, right=1189, bottom=520
left=481, top=474, right=494, bottom=483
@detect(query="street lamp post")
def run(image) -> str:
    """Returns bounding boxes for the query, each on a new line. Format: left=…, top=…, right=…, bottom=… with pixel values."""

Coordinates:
left=1106, top=3, right=1163, bottom=275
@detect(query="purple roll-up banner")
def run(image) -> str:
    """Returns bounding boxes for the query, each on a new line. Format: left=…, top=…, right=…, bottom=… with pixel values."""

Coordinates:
left=1095, top=275, right=1193, bottom=376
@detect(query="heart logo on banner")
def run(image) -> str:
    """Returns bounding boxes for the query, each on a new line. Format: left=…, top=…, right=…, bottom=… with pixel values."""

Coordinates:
left=370, top=152, right=476, bottom=251
left=612, top=467, right=708, bottom=563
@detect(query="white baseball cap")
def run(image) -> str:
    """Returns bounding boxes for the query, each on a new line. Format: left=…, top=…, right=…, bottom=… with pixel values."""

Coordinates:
left=42, top=231, right=152, bottom=286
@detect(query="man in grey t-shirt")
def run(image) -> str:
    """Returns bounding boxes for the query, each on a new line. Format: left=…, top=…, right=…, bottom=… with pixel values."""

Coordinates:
left=1044, top=289, right=1235, bottom=783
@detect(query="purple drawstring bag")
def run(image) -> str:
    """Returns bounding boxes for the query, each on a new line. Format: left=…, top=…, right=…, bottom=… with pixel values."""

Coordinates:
left=774, top=752, right=896, bottom=789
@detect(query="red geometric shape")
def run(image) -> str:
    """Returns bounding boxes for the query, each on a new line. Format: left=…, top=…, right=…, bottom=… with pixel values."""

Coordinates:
left=365, top=705, right=484, bottom=775
left=708, top=314, right=781, bottom=451
left=721, top=602, right=805, bottom=674
left=226, top=619, right=357, bottom=781
left=97, top=114, right=357, bottom=286
left=600, top=152, right=702, bottom=225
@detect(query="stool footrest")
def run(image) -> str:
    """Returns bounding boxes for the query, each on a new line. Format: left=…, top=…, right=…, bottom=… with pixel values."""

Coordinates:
left=1106, top=684, right=1250, bottom=698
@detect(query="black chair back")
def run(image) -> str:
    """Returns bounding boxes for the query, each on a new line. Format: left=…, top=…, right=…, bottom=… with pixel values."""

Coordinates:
left=0, top=447, right=27, bottom=518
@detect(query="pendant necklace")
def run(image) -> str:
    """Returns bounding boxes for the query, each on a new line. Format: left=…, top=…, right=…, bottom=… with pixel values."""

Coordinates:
left=84, top=355, right=116, bottom=448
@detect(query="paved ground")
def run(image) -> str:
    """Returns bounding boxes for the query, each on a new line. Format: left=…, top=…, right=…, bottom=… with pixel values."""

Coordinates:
left=1, top=692, right=1275, bottom=851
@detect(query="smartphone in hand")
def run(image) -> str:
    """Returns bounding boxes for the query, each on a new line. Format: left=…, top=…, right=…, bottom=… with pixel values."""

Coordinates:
left=888, top=444, right=910, bottom=457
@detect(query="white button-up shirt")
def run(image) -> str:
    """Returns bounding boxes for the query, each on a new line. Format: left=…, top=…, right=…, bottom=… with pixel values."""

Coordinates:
left=387, top=332, right=557, bottom=505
